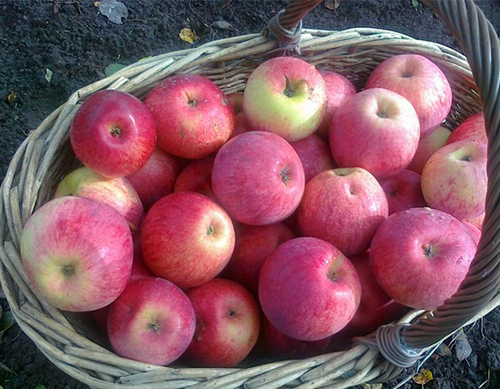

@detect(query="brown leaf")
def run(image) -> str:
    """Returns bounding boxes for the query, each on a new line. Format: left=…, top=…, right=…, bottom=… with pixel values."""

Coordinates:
left=413, top=369, right=433, bottom=385
left=324, top=0, right=341, bottom=10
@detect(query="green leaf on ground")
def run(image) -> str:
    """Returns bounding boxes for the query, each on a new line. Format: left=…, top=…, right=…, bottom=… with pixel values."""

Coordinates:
left=411, top=0, right=420, bottom=10
left=0, top=310, right=15, bottom=342
left=44, top=68, right=53, bottom=83
left=104, top=63, right=126, bottom=77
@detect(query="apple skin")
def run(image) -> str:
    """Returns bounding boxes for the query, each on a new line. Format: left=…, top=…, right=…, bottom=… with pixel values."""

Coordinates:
left=298, top=168, right=388, bottom=257
left=462, top=221, right=481, bottom=246
left=465, top=212, right=485, bottom=231
left=107, top=277, right=195, bottom=366
left=212, top=131, right=305, bottom=226
left=370, top=207, right=477, bottom=310
left=329, top=88, right=420, bottom=176
left=141, top=192, right=235, bottom=289
left=316, top=70, right=357, bottom=138
left=259, top=237, right=361, bottom=341
left=290, top=134, right=336, bottom=182
left=378, top=170, right=426, bottom=215
left=227, top=92, right=252, bottom=138
left=408, top=126, right=451, bottom=174
left=70, top=90, right=156, bottom=178
left=223, top=223, right=294, bottom=296
left=54, top=166, right=144, bottom=230
left=145, top=74, right=234, bottom=159
left=126, top=148, right=182, bottom=210
left=174, top=157, right=216, bottom=200
left=243, top=57, right=326, bottom=141
left=421, top=140, right=487, bottom=220
left=365, top=54, right=453, bottom=137
left=262, top=317, right=330, bottom=359
left=20, top=196, right=133, bottom=312
left=446, top=113, right=487, bottom=145
left=183, top=279, right=260, bottom=367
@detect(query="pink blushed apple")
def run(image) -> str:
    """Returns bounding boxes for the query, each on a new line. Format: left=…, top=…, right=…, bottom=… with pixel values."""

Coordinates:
left=70, top=90, right=156, bottom=178
left=259, top=237, right=361, bottom=341
left=212, top=131, right=305, bottom=226
left=145, top=74, right=234, bottom=159
left=227, top=92, right=252, bottom=138
left=465, top=212, right=485, bottom=231
left=298, top=168, right=388, bottom=257
left=365, top=54, right=453, bottom=137
left=223, top=223, right=294, bottom=296
left=243, top=57, right=326, bottom=141
left=107, top=277, right=195, bottom=365
left=462, top=221, right=481, bottom=246
left=20, top=197, right=133, bottom=312
left=378, top=170, right=426, bottom=215
left=141, top=192, right=235, bottom=289
left=370, top=207, right=477, bottom=310
left=183, top=279, right=260, bottom=367
left=54, top=166, right=143, bottom=230
left=408, top=126, right=451, bottom=174
left=329, top=88, right=420, bottom=176
left=421, top=140, right=487, bottom=220
left=126, top=148, right=181, bottom=210
left=174, top=157, right=216, bottom=200
left=290, top=134, right=336, bottom=182
left=446, top=113, right=487, bottom=145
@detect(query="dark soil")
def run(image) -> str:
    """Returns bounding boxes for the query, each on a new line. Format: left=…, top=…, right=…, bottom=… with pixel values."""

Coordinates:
left=1, top=1, right=500, bottom=388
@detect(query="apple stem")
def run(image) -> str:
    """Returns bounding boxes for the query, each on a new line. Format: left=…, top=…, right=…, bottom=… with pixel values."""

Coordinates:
left=422, top=244, right=435, bottom=258
left=109, top=127, right=122, bottom=137
left=462, top=155, right=472, bottom=162
left=283, top=76, right=294, bottom=98
left=61, top=264, right=75, bottom=278
left=228, top=309, right=236, bottom=317
left=148, top=321, right=160, bottom=332
left=207, top=225, right=215, bottom=236
left=280, top=169, right=291, bottom=186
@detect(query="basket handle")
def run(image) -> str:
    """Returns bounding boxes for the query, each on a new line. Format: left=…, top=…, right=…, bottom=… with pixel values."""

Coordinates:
left=272, top=0, right=500, bottom=367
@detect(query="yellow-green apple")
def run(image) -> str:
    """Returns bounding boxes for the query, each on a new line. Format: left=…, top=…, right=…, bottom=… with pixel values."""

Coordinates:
left=54, top=166, right=143, bottom=230
left=126, top=148, right=181, bottom=210
left=465, top=212, right=485, bottom=231
left=212, top=131, right=305, bottom=225
left=421, top=140, right=487, bottom=220
left=107, top=277, right=195, bottom=365
left=370, top=207, right=477, bottom=310
left=70, top=90, right=156, bottom=178
left=259, top=237, right=361, bottom=341
left=223, top=223, right=294, bottom=296
left=290, top=134, right=336, bottom=182
left=20, top=197, right=133, bottom=312
left=316, top=70, right=356, bottom=138
left=365, top=54, right=453, bottom=137
left=145, top=74, right=234, bottom=159
left=298, top=168, right=388, bottom=257
left=408, top=126, right=451, bottom=174
left=378, top=170, right=426, bottom=215
left=243, top=57, right=326, bottom=141
left=183, top=279, right=260, bottom=367
left=261, top=317, right=330, bottom=359
left=174, top=157, right=216, bottom=200
left=446, top=113, right=487, bottom=145
left=227, top=92, right=251, bottom=138
left=141, top=192, right=235, bottom=288
left=329, top=88, right=420, bottom=176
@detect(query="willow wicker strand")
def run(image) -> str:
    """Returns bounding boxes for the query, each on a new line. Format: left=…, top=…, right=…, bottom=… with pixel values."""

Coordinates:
left=0, top=21, right=496, bottom=389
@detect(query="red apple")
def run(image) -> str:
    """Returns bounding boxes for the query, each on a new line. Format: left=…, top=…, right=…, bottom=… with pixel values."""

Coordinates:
left=126, top=148, right=181, bottom=210
left=259, top=237, right=361, bottom=341
left=465, top=212, right=485, bottom=231
left=316, top=70, right=356, bottom=138
left=183, top=279, right=260, bottom=367
left=20, top=197, right=133, bottom=312
left=329, top=88, right=420, bottom=176
left=243, top=57, right=326, bottom=141
left=408, top=126, right=451, bottom=174
left=223, top=223, right=294, bottom=296
left=365, top=54, right=453, bottom=137
left=298, top=168, right=388, bottom=257
left=108, top=277, right=195, bottom=365
left=378, top=170, right=426, bottom=215
left=446, top=113, right=487, bottom=145
left=174, top=157, right=215, bottom=199
left=462, top=221, right=481, bottom=246
left=70, top=90, right=156, bottom=178
left=145, top=74, right=234, bottom=159
left=54, top=166, right=143, bottom=230
left=262, top=317, right=330, bottom=359
left=370, top=207, right=477, bottom=310
left=421, top=140, right=487, bottom=220
left=212, top=131, right=305, bottom=225
left=141, top=192, right=235, bottom=288
left=227, top=92, right=252, bottom=138
left=290, top=134, right=336, bottom=182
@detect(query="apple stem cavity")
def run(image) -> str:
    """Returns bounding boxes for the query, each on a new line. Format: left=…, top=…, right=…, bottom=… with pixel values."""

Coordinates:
left=462, top=155, right=472, bottom=162
left=402, top=72, right=413, bottom=78
left=228, top=309, right=236, bottom=317
left=148, top=321, right=160, bottom=332
left=422, top=244, right=435, bottom=258
left=207, top=225, right=215, bottom=236
left=61, top=264, right=75, bottom=278
left=109, top=127, right=122, bottom=137
left=376, top=110, right=388, bottom=119
left=280, top=169, right=291, bottom=186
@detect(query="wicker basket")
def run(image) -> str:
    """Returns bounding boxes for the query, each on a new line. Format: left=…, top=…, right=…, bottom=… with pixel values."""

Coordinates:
left=1, top=0, right=500, bottom=388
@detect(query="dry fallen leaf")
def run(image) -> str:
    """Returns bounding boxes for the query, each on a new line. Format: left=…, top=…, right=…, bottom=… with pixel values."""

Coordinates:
left=213, top=20, right=237, bottom=31
left=324, top=0, right=341, bottom=10
left=179, top=28, right=198, bottom=44
left=413, top=369, right=433, bottom=386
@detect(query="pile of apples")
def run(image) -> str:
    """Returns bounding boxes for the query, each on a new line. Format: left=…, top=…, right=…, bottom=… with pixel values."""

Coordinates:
left=20, top=53, right=487, bottom=368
